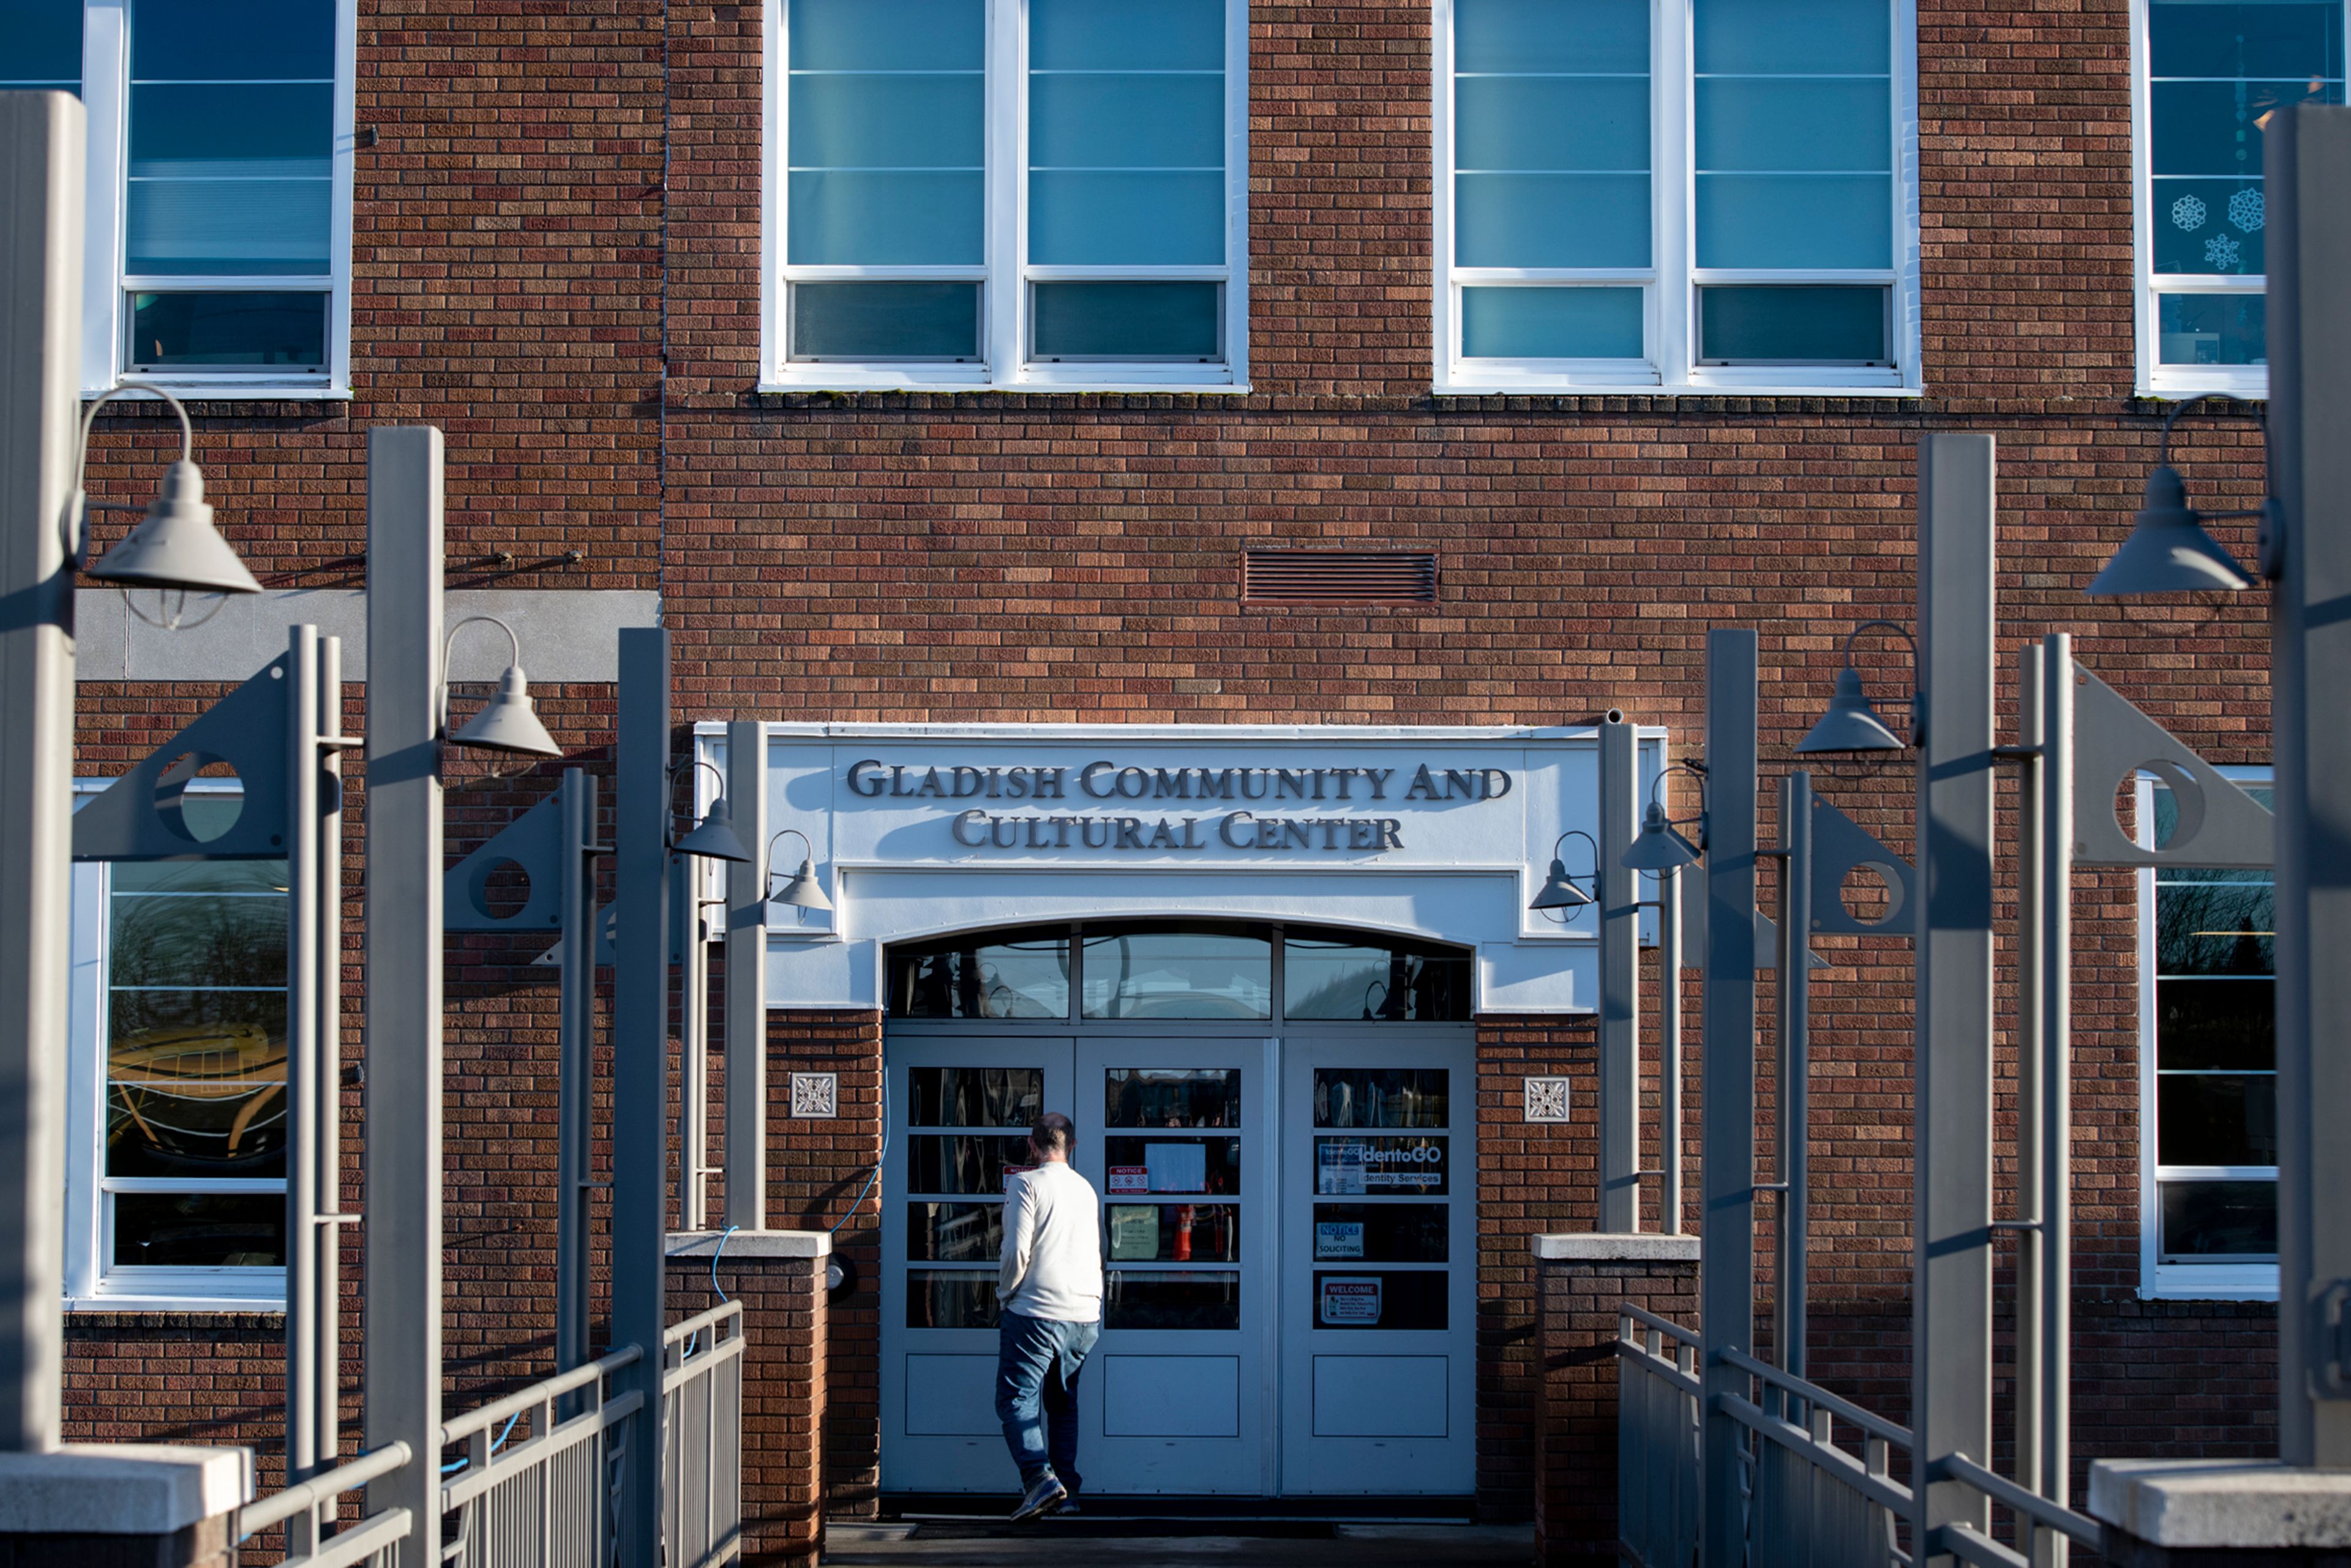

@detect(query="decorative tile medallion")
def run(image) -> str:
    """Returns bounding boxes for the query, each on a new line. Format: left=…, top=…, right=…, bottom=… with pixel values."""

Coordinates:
left=790, top=1071, right=839, bottom=1119
left=1523, top=1076, right=1572, bottom=1124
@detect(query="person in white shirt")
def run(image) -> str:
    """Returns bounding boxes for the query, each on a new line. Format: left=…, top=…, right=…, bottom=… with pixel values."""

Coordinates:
left=996, top=1111, right=1103, bottom=1520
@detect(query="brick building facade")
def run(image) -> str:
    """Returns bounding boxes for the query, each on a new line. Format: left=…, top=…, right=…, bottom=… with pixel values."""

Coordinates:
left=20, top=0, right=2292, bottom=1551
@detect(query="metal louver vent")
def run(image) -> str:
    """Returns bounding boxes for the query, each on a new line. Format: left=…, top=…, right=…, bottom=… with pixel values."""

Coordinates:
left=1243, top=550, right=1438, bottom=604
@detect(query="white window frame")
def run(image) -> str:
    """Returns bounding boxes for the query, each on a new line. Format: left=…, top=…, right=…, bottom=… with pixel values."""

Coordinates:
left=2135, top=764, right=2278, bottom=1302
left=72, top=0, right=359, bottom=402
left=2129, top=0, right=2347, bottom=400
left=759, top=0, right=1250, bottom=394
left=64, top=780, right=287, bottom=1312
left=1430, top=0, right=1922, bottom=397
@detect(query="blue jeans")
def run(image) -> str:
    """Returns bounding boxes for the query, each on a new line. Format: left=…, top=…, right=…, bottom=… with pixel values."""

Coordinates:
left=996, top=1311, right=1100, bottom=1493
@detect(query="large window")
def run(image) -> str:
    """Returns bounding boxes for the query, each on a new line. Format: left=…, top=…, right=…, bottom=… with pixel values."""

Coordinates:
left=2135, top=0, right=2345, bottom=396
left=0, top=0, right=355, bottom=396
left=2140, top=770, right=2276, bottom=1299
left=1434, top=0, right=1919, bottom=393
left=765, top=0, right=1247, bottom=391
left=66, top=786, right=289, bottom=1307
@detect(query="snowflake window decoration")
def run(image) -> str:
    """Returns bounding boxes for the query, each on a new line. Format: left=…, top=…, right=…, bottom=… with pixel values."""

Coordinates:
left=2229, top=187, right=2264, bottom=233
left=2205, top=232, right=2243, bottom=269
left=2172, top=193, right=2208, bottom=231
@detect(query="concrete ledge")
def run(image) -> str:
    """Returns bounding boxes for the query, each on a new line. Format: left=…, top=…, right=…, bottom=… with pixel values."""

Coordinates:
left=1531, top=1232, right=1700, bottom=1262
left=2090, top=1460, right=2351, bottom=1548
left=667, top=1229, right=832, bottom=1260
left=0, top=1444, right=251, bottom=1532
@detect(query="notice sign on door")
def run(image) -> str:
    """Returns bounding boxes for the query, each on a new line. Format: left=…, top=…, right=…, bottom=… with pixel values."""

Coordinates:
left=1002, top=1163, right=1035, bottom=1193
left=1315, top=1220, right=1366, bottom=1260
left=1107, top=1166, right=1149, bottom=1195
left=1316, top=1139, right=1368, bottom=1195
left=1319, top=1276, right=1382, bottom=1326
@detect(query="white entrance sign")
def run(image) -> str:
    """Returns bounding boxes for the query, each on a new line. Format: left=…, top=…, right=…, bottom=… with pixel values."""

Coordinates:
left=697, top=722, right=1668, bottom=1016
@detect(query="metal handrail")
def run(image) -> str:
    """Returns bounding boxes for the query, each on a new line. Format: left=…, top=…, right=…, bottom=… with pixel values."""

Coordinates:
left=1621, top=1302, right=1698, bottom=1346
left=1614, top=1334, right=1704, bottom=1397
left=242, top=1441, right=414, bottom=1532
left=1938, top=1451, right=2101, bottom=1548
left=441, top=1343, right=643, bottom=1444
left=1719, top=1391, right=1914, bottom=1518
left=1937, top=1521, right=2032, bottom=1568
left=1721, top=1346, right=1916, bottom=1448
left=664, top=1299, right=742, bottom=1355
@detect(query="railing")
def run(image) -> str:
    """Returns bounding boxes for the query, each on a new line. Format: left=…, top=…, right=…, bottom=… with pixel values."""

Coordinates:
left=1618, top=1304, right=2105, bottom=1568
left=1617, top=1306, right=1703, bottom=1568
left=240, top=1441, right=416, bottom=1568
left=661, top=1300, right=746, bottom=1568
left=439, top=1343, right=646, bottom=1568
left=1719, top=1346, right=1911, bottom=1568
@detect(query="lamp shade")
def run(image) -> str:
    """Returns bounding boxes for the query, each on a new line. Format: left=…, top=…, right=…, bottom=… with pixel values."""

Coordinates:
left=675, top=793, right=753, bottom=863
left=1796, top=667, right=1908, bottom=754
left=1529, top=857, right=1595, bottom=912
left=2085, top=463, right=2253, bottom=596
left=84, top=460, right=263, bottom=596
left=448, top=665, right=563, bottom=757
left=771, top=854, right=833, bottom=911
left=1621, top=802, right=1701, bottom=871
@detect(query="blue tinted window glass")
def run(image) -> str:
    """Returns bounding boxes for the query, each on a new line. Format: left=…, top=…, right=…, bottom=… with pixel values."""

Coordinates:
left=2148, top=1, right=2342, bottom=277
left=130, top=0, right=332, bottom=81
left=2159, top=291, right=2267, bottom=365
left=130, top=83, right=333, bottom=176
left=1030, top=0, right=1222, bottom=70
left=1461, top=286, right=1644, bottom=358
left=1032, top=281, right=1220, bottom=359
left=1455, top=77, right=1649, bottom=171
left=127, top=180, right=331, bottom=274
left=786, top=171, right=984, bottom=265
left=1698, top=285, right=1888, bottom=364
left=785, top=0, right=983, bottom=70
left=1694, top=175, right=1891, bottom=269
left=1693, top=0, right=1887, bottom=73
left=1029, top=2, right=1226, bottom=267
left=790, top=282, right=981, bottom=359
left=1457, top=173, right=1651, bottom=266
left=787, top=0, right=982, bottom=266
left=1694, top=79, right=1891, bottom=173
left=0, top=0, right=83, bottom=88
left=1455, top=0, right=1647, bottom=73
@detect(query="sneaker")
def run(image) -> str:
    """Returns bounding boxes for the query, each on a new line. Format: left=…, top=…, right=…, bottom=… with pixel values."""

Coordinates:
left=1011, top=1472, right=1068, bottom=1522
left=1055, top=1495, right=1081, bottom=1516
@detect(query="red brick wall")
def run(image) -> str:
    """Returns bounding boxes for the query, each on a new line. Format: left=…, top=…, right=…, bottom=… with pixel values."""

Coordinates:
left=667, top=1252, right=828, bottom=1567
left=1533, top=1254, right=1700, bottom=1564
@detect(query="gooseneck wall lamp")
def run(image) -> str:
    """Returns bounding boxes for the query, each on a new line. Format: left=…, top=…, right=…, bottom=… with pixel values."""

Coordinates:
left=440, top=615, right=564, bottom=757
left=764, top=827, right=834, bottom=915
left=72, top=383, right=263, bottom=628
left=1796, top=620, right=1920, bottom=755
left=2087, top=391, right=2271, bottom=596
left=1529, top=830, right=1600, bottom=919
left=1622, top=763, right=1708, bottom=872
left=672, top=760, right=753, bottom=863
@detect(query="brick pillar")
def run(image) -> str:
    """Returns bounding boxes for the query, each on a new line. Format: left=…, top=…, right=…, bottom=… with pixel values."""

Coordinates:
left=1532, top=1234, right=1700, bottom=1565
left=669, top=1231, right=831, bottom=1568
left=0, top=1445, right=250, bottom=1568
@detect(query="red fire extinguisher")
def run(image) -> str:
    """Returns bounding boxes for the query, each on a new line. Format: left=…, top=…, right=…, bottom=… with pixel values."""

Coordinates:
left=1174, top=1205, right=1194, bottom=1262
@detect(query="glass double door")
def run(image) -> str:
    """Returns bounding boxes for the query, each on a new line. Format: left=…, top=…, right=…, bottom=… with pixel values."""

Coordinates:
left=880, top=1032, right=1472, bottom=1497
left=882, top=1036, right=1273, bottom=1496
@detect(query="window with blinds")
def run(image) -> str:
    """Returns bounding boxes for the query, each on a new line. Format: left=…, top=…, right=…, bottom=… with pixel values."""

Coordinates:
left=1436, top=0, right=1914, bottom=392
left=771, top=0, right=1245, bottom=388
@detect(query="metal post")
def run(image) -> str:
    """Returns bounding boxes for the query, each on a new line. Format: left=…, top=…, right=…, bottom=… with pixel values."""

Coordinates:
left=2014, top=642, right=2046, bottom=1561
left=287, top=624, right=321, bottom=1485
left=363, top=427, right=446, bottom=1562
left=1599, top=712, right=1641, bottom=1233
left=556, top=767, right=598, bottom=1378
left=1774, top=770, right=1813, bottom=1379
left=1660, top=866, right=1684, bottom=1237
left=2263, top=101, right=2351, bottom=1469
left=723, top=720, right=768, bottom=1231
left=1913, top=433, right=1998, bottom=1564
left=678, top=856, right=709, bottom=1232
left=613, top=628, right=673, bottom=1566
left=1700, top=628, right=1759, bottom=1568
left=2038, top=636, right=2074, bottom=1564
left=315, top=632, right=343, bottom=1485
left=0, top=89, right=82, bottom=1454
